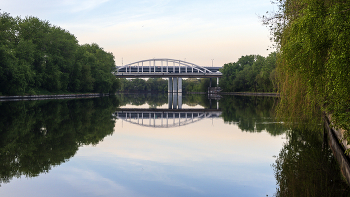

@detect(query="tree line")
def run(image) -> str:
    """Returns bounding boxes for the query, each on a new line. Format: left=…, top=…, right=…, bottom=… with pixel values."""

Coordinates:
left=263, top=0, right=350, bottom=140
left=118, top=78, right=217, bottom=93
left=219, top=52, right=277, bottom=92
left=0, top=97, right=119, bottom=186
left=0, top=12, right=119, bottom=95
left=118, top=78, right=168, bottom=92
left=220, top=95, right=286, bottom=136
left=116, top=93, right=211, bottom=108
left=122, top=53, right=276, bottom=93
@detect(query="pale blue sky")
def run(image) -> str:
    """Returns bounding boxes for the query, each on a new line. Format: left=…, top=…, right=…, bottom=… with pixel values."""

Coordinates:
left=2, top=0, right=276, bottom=67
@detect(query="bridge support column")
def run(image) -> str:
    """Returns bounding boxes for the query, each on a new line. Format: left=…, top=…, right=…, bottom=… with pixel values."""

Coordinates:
left=173, top=77, right=178, bottom=93
left=178, top=93, right=182, bottom=109
left=168, top=93, right=173, bottom=109
left=168, top=77, right=183, bottom=93
left=173, top=93, right=178, bottom=109
left=168, top=78, right=173, bottom=93
left=178, top=78, right=182, bottom=93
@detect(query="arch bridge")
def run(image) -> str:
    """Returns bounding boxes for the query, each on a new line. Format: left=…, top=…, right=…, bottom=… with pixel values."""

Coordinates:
left=115, top=108, right=222, bottom=128
left=114, top=58, right=222, bottom=93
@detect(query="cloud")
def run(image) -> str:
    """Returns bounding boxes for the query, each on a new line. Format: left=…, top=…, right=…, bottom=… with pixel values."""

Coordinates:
left=61, top=0, right=111, bottom=13
left=59, top=167, right=143, bottom=197
left=1, top=0, right=275, bottom=67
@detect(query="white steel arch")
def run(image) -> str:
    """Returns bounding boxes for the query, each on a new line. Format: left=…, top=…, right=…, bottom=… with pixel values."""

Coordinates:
left=115, top=111, right=222, bottom=128
left=116, top=58, right=215, bottom=74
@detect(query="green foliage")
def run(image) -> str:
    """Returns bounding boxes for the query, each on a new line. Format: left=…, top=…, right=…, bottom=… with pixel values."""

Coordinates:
left=273, top=127, right=350, bottom=196
left=265, top=0, right=350, bottom=140
left=0, top=12, right=119, bottom=95
left=219, top=52, right=277, bottom=92
left=119, top=77, right=217, bottom=93
left=116, top=93, right=168, bottom=106
left=118, top=78, right=167, bottom=92
left=220, top=95, right=286, bottom=136
left=116, top=93, right=285, bottom=136
left=182, top=78, right=216, bottom=92
left=115, top=93, right=211, bottom=108
left=0, top=97, right=119, bottom=186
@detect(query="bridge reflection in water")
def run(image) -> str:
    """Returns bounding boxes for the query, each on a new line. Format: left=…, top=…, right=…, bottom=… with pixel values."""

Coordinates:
left=115, top=93, right=221, bottom=128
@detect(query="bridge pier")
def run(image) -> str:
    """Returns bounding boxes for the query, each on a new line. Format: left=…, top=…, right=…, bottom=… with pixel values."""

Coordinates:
left=168, top=93, right=182, bottom=110
left=178, top=78, right=182, bottom=93
left=173, top=77, right=178, bottom=93
left=178, top=93, right=182, bottom=109
left=168, top=78, right=173, bottom=93
left=173, top=93, right=178, bottom=109
left=168, top=77, right=182, bottom=93
left=168, top=93, right=173, bottom=109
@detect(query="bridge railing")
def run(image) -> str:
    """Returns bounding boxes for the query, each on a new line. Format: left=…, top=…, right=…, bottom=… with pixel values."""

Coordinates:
left=115, top=58, right=219, bottom=75
left=115, top=111, right=222, bottom=128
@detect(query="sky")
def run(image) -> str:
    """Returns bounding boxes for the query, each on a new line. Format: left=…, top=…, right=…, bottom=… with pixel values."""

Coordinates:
left=1, top=0, right=276, bottom=67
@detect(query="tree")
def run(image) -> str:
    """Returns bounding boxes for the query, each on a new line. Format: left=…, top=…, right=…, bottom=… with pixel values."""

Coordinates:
left=0, top=12, right=119, bottom=95
left=264, top=0, right=350, bottom=138
left=219, top=53, right=276, bottom=92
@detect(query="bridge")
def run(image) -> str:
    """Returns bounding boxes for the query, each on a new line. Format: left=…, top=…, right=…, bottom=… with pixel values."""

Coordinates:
left=114, top=58, right=222, bottom=93
left=115, top=108, right=221, bottom=128
left=114, top=92, right=221, bottom=128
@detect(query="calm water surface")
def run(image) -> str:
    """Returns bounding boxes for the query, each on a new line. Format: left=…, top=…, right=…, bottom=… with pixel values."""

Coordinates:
left=0, top=94, right=348, bottom=197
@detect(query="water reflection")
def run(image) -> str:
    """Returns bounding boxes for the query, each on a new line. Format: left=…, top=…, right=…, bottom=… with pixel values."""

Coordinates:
left=116, top=109, right=221, bottom=128
left=0, top=97, right=119, bottom=186
left=167, top=93, right=183, bottom=109
left=220, top=96, right=285, bottom=136
left=0, top=94, right=348, bottom=197
left=117, top=93, right=221, bottom=128
left=273, top=127, right=350, bottom=196
left=116, top=93, right=213, bottom=109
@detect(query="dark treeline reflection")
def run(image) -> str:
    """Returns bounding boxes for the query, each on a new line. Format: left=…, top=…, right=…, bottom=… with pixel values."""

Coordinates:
left=0, top=97, right=119, bottom=186
left=116, top=93, right=211, bottom=108
left=117, top=93, right=168, bottom=107
left=117, top=94, right=282, bottom=136
left=273, top=127, right=350, bottom=196
left=220, top=96, right=285, bottom=136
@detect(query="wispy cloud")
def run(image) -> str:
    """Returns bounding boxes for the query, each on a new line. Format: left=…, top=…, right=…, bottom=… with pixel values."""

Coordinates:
left=61, top=0, right=111, bottom=13
left=1, top=0, right=276, bottom=66
left=59, top=167, right=144, bottom=197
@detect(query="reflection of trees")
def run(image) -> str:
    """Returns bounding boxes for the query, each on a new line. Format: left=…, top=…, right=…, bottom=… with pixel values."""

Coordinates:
left=273, top=128, right=350, bottom=196
left=117, top=94, right=284, bottom=136
left=0, top=97, right=119, bottom=186
left=183, top=94, right=210, bottom=108
left=116, top=93, right=168, bottom=107
left=116, top=93, right=211, bottom=108
left=220, top=96, right=285, bottom=136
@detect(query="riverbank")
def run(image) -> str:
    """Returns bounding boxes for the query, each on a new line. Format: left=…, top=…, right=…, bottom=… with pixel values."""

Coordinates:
left=220, top=92, right=279, bottom=97
left=186, top=92, right=280, bottom=96
left=324, top=115, right=350, bottom=185
left=0, top=93, right=112, bottom=102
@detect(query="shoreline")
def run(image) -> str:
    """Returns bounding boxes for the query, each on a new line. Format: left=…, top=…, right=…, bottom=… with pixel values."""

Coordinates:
left=219, top=92, right=279, bottom=97
left=324, top=115, right=350, bottom=185
left=0, top=93, right=111, bottom=102
left=0, top=91, right=280, bottom=102
left=185, top=92, right=279, bottom=96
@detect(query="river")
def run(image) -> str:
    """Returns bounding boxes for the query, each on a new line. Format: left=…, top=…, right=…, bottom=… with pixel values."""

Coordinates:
left=0, top=94, right=348, bottom=197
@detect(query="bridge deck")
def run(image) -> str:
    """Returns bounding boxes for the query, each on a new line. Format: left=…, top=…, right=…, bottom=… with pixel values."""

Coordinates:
left=115, top=73, right=222, bottom=78
left=117, top=108, right=221, bottom=113
left=115, top=66, right=222, bottom=78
